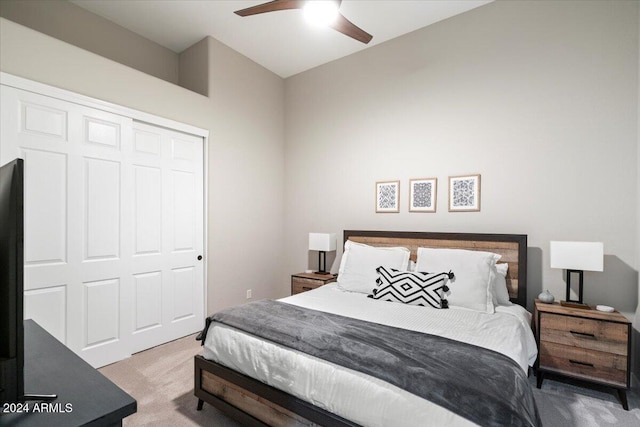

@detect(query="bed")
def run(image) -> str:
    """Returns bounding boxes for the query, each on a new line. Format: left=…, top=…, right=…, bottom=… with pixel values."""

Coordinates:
left=194, top=230, right=540, bottom=426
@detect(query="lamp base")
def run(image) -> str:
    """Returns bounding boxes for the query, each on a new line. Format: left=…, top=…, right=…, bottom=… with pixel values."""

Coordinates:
left=313, top=271, right=332, bottom=275
left=560, top=300, right=592, bottom=310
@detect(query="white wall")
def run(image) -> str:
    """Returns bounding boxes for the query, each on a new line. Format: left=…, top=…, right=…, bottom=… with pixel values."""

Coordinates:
left=284, top=1, right=639, bottom=316
left=0, top=18, right=286, bottom=313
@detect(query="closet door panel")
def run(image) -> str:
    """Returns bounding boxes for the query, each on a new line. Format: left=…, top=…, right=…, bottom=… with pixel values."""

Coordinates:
left=84, top=158, right=121, bottom=260
left=22, top=103, right=67, bottom=140
left=129, top=123, right=167, bottom=351
left=84, top=278, right=120, bottom=347
left=133, top=271, right=163, bottom=333
left=24, top=285, right=67, bottom=344
left=134, top=165, right=162, bottom=255
left=2, top=88, right=76, bottom=350
left=166, top=129, right=204, bottom=340
left=171, top=266, right=195, bottom=320
left=22, top=149, right=67, bottom=265
left=1, top=85, right=205, bottom=367
left=130, top=122, right=204, bottom=352
left=172, top=170, right=196, bottom=251
left=1, top=87, right=133, bottom=366
left=75, top=104, right=134, bottom=366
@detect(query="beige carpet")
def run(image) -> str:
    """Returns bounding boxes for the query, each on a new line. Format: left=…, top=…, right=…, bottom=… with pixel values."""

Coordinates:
left=100, top=334, right=640, bottom=426
left=99, top=334, right=240, bottom=427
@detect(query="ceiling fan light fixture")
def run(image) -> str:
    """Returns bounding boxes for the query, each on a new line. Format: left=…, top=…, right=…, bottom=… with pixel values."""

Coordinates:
left=234, top=0, right=371, bottom=44
left=303, top=1, right=340, bottom=27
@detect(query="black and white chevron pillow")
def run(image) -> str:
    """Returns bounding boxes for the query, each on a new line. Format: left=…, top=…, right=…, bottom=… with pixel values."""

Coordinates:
left=368, top=266, right=451, bottom=308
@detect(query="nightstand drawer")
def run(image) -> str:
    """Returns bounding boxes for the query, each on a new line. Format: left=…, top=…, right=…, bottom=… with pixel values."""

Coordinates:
left=292, top=278, right=323, bottom=294
left=540, top=341, right=627, bottom=386
left=540, top=313, right=628, bottom=354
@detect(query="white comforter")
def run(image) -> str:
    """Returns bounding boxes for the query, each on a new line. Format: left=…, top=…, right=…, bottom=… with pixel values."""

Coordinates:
left=203, top=284, right=538, bottom=427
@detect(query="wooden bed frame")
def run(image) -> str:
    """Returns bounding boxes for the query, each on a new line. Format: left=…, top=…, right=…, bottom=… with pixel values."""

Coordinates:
left=195, top=230, right=528, bottom=426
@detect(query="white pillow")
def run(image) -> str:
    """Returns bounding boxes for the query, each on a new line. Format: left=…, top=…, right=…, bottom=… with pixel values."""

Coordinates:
left=491, top=263, right=513, bottom=306
left=337, top=241, right=411, bottom=294
left=415, top=248, right=500, bottom=313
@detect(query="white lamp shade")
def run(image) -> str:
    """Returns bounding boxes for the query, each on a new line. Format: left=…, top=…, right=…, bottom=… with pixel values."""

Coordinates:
left=309, top=233, right=337, bottom=252
left=550, top=241, right=604, bottom=272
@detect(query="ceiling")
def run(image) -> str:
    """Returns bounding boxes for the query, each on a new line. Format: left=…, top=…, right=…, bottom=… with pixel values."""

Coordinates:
left=71, top=1, right=492, bottom=78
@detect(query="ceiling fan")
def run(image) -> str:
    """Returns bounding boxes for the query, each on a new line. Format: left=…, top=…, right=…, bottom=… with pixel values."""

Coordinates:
left=234, top=0, right=373, bottom=44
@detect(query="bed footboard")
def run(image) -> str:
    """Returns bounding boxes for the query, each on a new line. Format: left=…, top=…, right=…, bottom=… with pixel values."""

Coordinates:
left=194, top=355, right=358, bottom=427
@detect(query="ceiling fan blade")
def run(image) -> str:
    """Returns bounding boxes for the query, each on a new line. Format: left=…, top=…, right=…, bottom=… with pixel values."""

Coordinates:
left=235, top=0, right=306, bottom=17
left=330, top=13, right=372, bottom=44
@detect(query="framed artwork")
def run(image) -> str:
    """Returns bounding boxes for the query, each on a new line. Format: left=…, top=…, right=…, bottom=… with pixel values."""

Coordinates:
left=448, top=174, right=481, bottom=212
left=409, top=178, right=437, bottom=212
left=375, top=180, right=400, bottom=213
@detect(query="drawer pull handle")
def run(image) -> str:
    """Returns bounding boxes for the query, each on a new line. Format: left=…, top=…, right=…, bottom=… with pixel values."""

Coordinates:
left=302, top=287, right=312, bottom=291
left=569, top=360, right=594, bottom=368
left=570, top=330, right=595, bottom=338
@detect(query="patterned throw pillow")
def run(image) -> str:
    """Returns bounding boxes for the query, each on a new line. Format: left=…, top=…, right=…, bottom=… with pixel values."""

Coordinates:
left=368, top=266, right=452, bottom=308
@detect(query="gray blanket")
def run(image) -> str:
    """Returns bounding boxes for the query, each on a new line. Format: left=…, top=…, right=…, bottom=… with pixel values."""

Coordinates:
left=204, top=300, right=541, bottom=427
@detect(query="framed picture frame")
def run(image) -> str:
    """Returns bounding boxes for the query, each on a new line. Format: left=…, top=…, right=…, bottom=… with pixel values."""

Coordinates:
left=409, top=178, right=437, bottom=212
left=448, top=174, right=481, bottom=212
left=375, top=180, right=400, bottom=213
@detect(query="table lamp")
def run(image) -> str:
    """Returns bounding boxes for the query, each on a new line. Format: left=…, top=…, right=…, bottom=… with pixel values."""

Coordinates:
left=550, top=241, right=603, bottom=308
left=309, top=233, right=336, bottom=275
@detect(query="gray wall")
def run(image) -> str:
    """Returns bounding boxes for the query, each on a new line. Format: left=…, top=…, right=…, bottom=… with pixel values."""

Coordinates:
left=634, top=0, right=640, bottom=330
left=205, top=36, right=286, bottom=309
left=635, top=1, right=640, bottom=381
left=0, top=17, right=286, bottom=313
left=179, top=37, right=209, bottom=96
left=0, top=0, right=180, bottom=84
left=284, top=1, right=639, bottom=317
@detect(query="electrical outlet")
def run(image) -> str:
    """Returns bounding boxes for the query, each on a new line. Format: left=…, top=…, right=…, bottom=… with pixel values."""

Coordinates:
left=246, top=289, right=252, bottom=299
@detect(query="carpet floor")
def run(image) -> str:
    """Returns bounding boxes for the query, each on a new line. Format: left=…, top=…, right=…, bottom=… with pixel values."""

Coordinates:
left=99, top=334, right=640, bottom=426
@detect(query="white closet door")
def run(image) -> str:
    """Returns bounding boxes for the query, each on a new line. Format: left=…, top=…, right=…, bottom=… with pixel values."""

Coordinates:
left=130, top=122, right=204, bottom=352
left=0, top=85, right=204, bottom=367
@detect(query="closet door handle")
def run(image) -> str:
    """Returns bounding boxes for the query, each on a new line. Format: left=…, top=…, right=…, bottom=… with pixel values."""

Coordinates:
left=197, top=255, right=203, bottom=261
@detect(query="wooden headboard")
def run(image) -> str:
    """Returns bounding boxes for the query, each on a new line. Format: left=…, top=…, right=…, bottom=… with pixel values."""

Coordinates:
left=344, top=230, right=528, bottom=307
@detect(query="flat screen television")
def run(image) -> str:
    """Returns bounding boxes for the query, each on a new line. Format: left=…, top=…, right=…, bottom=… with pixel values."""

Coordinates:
left=0, top=158, right=24, bottom=404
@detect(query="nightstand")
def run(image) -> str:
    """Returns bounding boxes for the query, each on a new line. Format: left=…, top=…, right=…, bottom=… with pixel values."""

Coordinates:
left=291, top=272, right=337, bottom=295
left=534, top=300, right=631, bottom=410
